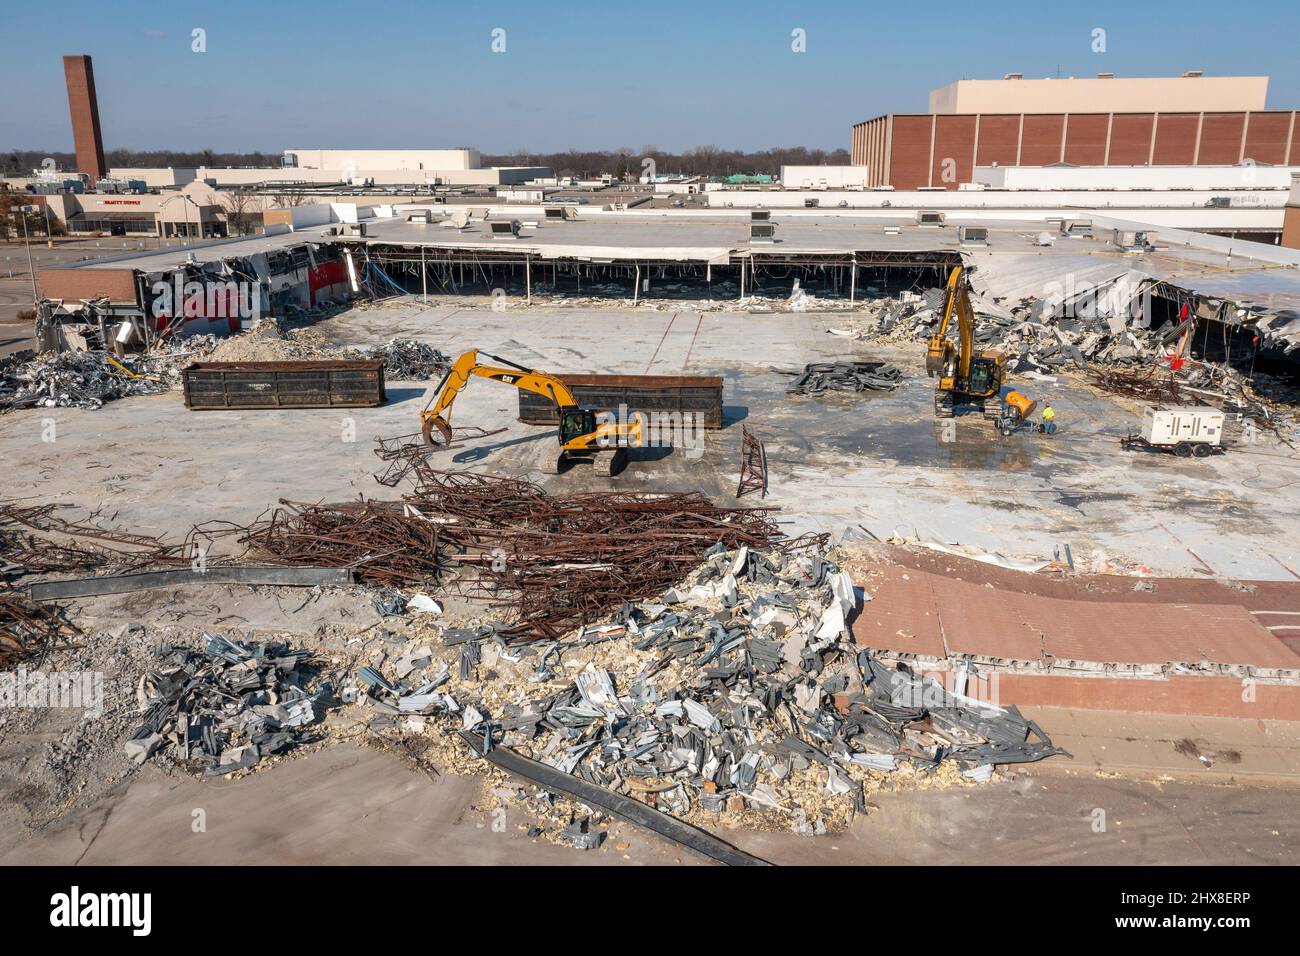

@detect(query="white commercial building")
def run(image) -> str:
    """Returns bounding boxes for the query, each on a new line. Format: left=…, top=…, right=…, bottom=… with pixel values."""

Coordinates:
left=973, top=163, right=1300, bottom=191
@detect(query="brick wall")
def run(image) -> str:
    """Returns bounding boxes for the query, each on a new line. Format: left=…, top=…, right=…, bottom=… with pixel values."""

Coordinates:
left=851, top=110, right=1299, bottom=189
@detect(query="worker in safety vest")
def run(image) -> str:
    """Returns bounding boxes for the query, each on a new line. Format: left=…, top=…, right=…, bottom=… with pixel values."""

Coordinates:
left=1041, top=402, right=1057, bottom=434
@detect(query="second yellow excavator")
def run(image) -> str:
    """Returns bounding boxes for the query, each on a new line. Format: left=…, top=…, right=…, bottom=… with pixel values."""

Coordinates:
left=926, top=265, right=1038, bottom=434
left=420, top=349, right=643, bottom=475
left=925, top=265, right=1007, bottom=419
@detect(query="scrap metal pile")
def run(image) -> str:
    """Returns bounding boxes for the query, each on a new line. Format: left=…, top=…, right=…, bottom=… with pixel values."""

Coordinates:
left=1086, top=364, right=1295, bottom=439
left=124, top=633, right=328, bottom=777
left=232, top=467, right=789, bottom=641
left=362, top=339, right=451, bottom=379
left=0, top=590, right=81, bottom=668
left=232, top=499, right=443, bottom=589
left=356, top=543, right=1067, bottom=830
left=784, top=360, right=902, bottom=395
left=407, top=470, right=790, bottom=640
left=0, top=350, right=174, bottom=410
left=0, top=502, right=183, bottom=575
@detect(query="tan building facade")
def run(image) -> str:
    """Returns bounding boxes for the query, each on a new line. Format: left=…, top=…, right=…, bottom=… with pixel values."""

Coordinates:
left=929, top=74, right=1269, bottom=115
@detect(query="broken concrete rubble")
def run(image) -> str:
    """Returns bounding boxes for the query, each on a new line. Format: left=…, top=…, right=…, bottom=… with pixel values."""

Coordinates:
left=353, top=542, right=1068, bottom=835
left=124, top=633, right=330, bottom=777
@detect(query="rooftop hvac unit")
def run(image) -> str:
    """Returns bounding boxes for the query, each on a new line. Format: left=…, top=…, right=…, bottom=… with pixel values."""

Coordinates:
left=1060, top=218, right=1092, bottom=238
left=882, top=225, right=901, bottom=236
left=1205, top=196, right=1231, bottom=208
left=916, top=210, right=945, bottom=227
left=750, top=222, right=776, bottom=242
left=1112, top=229, right=1156, bottom=252
left=489, top=219, right=522, bottom=237
left=340, top=223, right=367, bottom=237
left=803, top=197, right=819, bottom=208
left=958, top=226, right=989, bottom=246
left=406, top=210, right=433, bottom=223
left=544, top=206, right=566, bottom=220
left=750, top=209, right=771, bottom=222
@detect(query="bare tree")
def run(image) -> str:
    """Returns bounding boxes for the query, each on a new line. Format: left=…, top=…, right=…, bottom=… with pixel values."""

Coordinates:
left=271, top=191, right=312, bottom=208
left=221, top=191, right=259, bottom=235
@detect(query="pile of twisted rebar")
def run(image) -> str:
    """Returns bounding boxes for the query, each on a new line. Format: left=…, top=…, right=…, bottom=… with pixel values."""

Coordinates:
left=0, top=590, right=81, bottom=668
left=234, top=468, right=809, bottom=640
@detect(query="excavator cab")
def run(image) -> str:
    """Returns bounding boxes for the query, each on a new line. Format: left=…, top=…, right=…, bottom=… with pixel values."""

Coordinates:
left=559, top=407, right=598, bottom=446
left=965, top=355, right=1001, bottom=398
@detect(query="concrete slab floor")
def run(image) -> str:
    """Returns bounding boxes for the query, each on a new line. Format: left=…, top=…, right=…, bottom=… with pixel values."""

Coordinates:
left=3, top=300, right=1297, bottom=580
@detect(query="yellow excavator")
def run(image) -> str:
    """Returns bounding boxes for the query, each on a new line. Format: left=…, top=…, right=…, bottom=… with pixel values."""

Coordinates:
left=926, top=265, right=1036, bottom=432
left=420, top=349, right=643, bottom=475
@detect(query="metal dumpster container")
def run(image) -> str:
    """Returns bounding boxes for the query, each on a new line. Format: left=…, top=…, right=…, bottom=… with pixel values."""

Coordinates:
left=182, top=360, right=387, bottom=409
left=516, top=374, right=724, bottom=428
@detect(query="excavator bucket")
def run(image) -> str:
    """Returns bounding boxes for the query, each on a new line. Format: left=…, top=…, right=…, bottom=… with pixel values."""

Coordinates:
left=421, top=413, right=454, bottom=447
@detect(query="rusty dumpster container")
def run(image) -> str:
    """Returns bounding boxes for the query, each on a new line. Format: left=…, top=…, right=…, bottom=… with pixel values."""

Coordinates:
left=182, top=360, right=387, bottom=409
left=516, top=374, right=724, bottom=428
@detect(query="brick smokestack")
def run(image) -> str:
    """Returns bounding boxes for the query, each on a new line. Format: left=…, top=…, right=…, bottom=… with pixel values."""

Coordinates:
left=63, top=54, right=107, bottom=182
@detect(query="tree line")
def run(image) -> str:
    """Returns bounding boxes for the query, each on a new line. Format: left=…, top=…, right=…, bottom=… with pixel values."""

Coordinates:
left=483, top=145, right=850, bottom=178
left=1, top=149, right=284, bottom=177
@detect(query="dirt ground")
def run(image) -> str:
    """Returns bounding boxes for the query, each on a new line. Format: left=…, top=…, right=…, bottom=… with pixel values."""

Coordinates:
left=5, top=741, right=1295, bottom=866
left=2, top=296, right=1298, bottom=865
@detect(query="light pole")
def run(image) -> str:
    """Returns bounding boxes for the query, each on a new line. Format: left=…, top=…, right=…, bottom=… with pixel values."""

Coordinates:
left=160, top=193, right=201, bottom=245
left=20, top=205, right=38, bottom=305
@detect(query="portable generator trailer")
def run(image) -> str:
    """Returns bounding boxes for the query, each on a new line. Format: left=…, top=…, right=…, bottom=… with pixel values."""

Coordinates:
left=1120, top=406, right=1226, bottom=457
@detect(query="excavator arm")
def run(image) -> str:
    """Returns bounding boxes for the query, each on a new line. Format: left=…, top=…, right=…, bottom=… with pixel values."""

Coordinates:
left=419, top=349, right=642, bottom=453
left=925, top=265, right=975, bottom=382
left=421, top=349, right=577, bottom=444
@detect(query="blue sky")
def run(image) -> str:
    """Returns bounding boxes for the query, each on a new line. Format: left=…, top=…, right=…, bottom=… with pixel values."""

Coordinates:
left=2, top=0, right=1298, bottom=154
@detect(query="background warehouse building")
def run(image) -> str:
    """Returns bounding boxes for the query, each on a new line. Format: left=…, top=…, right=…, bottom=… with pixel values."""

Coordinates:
left=852, top=72, right=1298, bottom=189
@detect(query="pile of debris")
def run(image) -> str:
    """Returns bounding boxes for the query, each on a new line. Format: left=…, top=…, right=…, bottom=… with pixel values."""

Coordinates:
left=226, top=467, right=790, bottom=641
left=124, top=633, right=329, bottom=777
left=844, top=288, right=1168, bottom=374
left=202, top=318, right=341, bottom=364
left=1086, top=363, right=1295, bottom=438
left=234, top=499, right=444, bottom=589
left=355, top=542, right=1067, bottom=834
left=784, top=360, right=902, bottom=395
left=0, top=590, right=81, bottom=668
left=0, top=502, right=184, bottom=575
left=362, top=339, right=451, bottom=379
left=406, top=469, right=790, bottom=640
left=0, top=349, right=174, bottom=410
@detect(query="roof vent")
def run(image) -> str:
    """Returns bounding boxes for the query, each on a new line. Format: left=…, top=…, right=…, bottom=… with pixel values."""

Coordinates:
left=1060, top=218, right=1093, bottom=238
